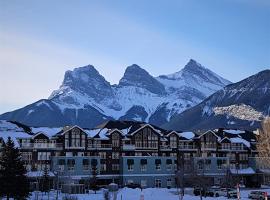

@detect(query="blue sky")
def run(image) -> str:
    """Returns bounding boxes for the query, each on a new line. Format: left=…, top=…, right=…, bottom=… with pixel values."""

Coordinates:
left=0, top=0, right=269, bottom=113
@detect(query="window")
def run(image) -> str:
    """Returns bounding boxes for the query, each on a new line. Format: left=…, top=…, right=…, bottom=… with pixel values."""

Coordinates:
left=83, top=159, right=89, bottom=171
left=155, top=159, right=161, bottom=171
left=37, top=152, right=51, bottom=160
left=155, top=179, right=162, bottom=188
left=217, top=159, right=227, bottom=170
left=112, top=152, right=119, bottom=159
left=167, top=179, right=172, bottom=187
left=67, top=159, right=75, bottom=171
left=141, top=180, right=147, bottom=188
left=99, top=152, right=106, bottom=159
left=141, top=164, right=146, bottom=171
left=170, top=135, right=177, bottom=148
left=170, top=153, right=177, bottom=157
left=135, top=152, right=142, bottom=156
left=198, top=160, right=204, bottom=170
left=239, top=153, right=248, bottom=161
left=205, top=160, right=211, bottom=170
left=100, top=164, right=106, bottom=171
left=128, top=164, right=134, bottom=171
left=112, top=133, right=120, bottom=147
left=184, top=153, right=191, bottom=159
left=21, top=152, right=32, bottom=161
left=135, top=133, right=142, bottom=148
left=112, top=164, right=120, bottom=171
left=221, top=143, right=230, bottom=150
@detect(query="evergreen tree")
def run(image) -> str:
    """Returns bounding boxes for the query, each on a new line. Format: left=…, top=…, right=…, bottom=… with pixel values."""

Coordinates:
left=41, top=163, right=50, bottom=193
left=90, top=159, right=98, bottom=194
left=0, top=137, right=30, bottom=200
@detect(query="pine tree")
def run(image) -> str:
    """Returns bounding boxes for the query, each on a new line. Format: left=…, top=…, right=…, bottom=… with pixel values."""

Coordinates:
left=90, top=159, right=98, bottom=194
left=0, top=137, right=30, bottom=200
left=41, top=163, right=50, bottom=193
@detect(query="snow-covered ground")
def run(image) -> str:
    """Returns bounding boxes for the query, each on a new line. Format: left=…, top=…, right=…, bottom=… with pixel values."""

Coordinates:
left=26, top=187, right=270, bottom=200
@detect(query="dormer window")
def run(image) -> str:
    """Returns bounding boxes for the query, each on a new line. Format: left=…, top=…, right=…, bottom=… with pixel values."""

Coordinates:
left=112, top=133, right=120, bottom=147
left=170, top=135, right=177, bottom=148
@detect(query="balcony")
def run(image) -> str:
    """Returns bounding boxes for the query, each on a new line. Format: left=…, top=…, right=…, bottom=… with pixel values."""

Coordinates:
left=201, top=144, right=216, bottom=150
left=122, top=144, right=135, bottom=151
left=20, top=143, right=63, bottom=149
left=88, top=144, right=112, bottom=150
left=179, top=145, right=196, bottom=151
left=34, top=143, right=63, bottom=149
left=160, top=145, right=172, bottom=151
left=20, top=143, right=34, bottom=149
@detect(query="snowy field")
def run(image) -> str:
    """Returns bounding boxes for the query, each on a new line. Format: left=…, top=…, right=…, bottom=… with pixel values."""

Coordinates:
left=26, top=187, right=270, bottom=200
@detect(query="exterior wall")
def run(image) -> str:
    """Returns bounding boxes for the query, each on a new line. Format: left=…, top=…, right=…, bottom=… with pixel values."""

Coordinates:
left=51, top=156, right=100, bottom=177
left=121, top=156, right=176, bottom=188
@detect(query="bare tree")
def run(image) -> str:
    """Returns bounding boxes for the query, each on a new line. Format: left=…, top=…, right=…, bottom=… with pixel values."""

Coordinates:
left=256, top=117, right=270, bottom=184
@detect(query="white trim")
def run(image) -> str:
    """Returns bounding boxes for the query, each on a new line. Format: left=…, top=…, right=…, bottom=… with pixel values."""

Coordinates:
left=198, top=130, right=220, bottom=139
left=129, top=124, right=162, bottom=136
left=32, top=132, right=49, bottom=139
left=107, top=128, right=125, bottom=137
left=219, top=137, right=231, bottom=143
left=60, top=125, right=87, bottom=136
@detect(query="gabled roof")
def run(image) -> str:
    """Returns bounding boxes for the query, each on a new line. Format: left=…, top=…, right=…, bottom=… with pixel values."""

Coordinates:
left=32, top=132, right=49, bottom=139
left=128, top=124, right=163, bottom=136
left=219, top=137, right=231, bottom=143
left=198, top=130, right=220, bottom=140
left=54, top=125, right=87, bottom=136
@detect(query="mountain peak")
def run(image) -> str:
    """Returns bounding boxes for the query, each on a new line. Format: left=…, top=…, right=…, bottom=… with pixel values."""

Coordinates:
left=183, top=59, right=205, bottom=71
left=49, top=64, right=113, bottom=101
left=119, top=64, right=165, bottom=94
left=63, top=65, right=100, bottom=85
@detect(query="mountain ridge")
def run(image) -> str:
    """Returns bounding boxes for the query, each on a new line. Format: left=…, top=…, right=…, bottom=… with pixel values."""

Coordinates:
left=163, top=69, right=270, bottom=131
left=0, top=59, right=232, bottom=128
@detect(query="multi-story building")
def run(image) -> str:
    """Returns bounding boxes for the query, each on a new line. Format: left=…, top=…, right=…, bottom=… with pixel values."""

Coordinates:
left=0, top=120, right=267, bottom=192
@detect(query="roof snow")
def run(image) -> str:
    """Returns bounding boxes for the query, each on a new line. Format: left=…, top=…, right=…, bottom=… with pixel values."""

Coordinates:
left=31, top=127, right=62, bottom=137
left=230, top=137, right=251, bottom=148
left=0, top=120, right=32, bottom=147
left=230, top=167, right=255, bottom=175
left=224, top=129, right=245, bottom=134
left=180, top=132, right=195, bottom=139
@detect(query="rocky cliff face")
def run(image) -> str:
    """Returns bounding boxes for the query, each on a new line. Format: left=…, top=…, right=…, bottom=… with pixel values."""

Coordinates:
left=0, top=59, right=231, bottom=128
left=164, top=70, right=270, bottom=131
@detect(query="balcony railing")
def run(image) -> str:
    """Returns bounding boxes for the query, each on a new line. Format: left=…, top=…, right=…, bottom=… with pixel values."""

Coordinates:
left=160, top=145, right=172, bottom=150
left=20, top=143, right=63, bottom=149
left=88, top=144, right=112, bottom=149
left=20, top=143, right=33, bottom=148
left=201, top=144, right=216, bottom=149
left=34, top=143, right=63, bottom=149
left=179, top=145, right=196, bottom=150
left=122, top=144, right=136, bottom=151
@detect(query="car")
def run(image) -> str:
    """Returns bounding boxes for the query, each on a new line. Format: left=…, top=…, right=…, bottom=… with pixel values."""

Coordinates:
left=205, top=187, right=235, bottom=197
left=193, top=186, right=206, bottom=196
left=206, top=188, right=221, bottom=197
left=126, top=183, right=141, bottom=189
left=228, top=190, right=238, bottom=199
left=248, top=191, right=268, bottom=199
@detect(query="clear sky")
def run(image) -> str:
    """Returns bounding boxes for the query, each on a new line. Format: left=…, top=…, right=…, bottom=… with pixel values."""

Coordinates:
left=0, top=0, right=269, bottom=114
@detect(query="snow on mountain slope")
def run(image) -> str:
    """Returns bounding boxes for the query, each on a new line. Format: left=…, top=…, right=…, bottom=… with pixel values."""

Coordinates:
left=157, top=59, right=231, bottom=96
left=0, top=59, right=231, bottom=128
left=164, top=69, right=270, bottom=131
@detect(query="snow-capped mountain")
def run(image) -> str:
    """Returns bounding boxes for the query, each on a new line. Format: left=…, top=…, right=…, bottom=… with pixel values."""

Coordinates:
left=164, top=69, right=270, bottom=131
left=0, top=59, right=231, bottom=128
